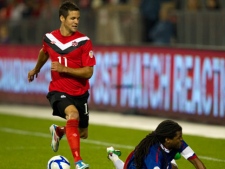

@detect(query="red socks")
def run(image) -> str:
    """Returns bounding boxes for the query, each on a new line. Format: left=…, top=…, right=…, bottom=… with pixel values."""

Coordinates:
left=66, top=119, right=82, bottom=162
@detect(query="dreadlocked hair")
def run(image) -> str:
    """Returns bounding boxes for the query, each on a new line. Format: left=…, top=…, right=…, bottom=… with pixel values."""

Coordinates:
left=133, top=120, right=182, bottom=169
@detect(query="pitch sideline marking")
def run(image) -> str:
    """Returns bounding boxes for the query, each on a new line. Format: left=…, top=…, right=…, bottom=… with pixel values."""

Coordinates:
left=1, top=127, right=225, bottom=163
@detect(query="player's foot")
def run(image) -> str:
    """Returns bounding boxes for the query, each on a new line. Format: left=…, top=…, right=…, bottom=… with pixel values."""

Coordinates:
left=107, top=146, right=122, bottom=162
left=75, top=160, right=89, bottom=169
left=49, top=124, right=61, bottom=152
left=107, top=146, right=121, bottom=156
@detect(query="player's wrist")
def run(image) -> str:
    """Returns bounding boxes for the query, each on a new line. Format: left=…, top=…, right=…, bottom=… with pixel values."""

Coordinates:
left=33, top=68, right=40, bottom=73
left=62, top=66, right=68, bottom=73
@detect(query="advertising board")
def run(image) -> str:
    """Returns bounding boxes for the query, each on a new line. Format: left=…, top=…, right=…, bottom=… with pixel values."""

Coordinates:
left=0, top=45, right=224, bottom=124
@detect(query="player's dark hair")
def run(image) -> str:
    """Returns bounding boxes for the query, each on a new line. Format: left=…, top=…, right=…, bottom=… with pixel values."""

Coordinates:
left=134, top=120, right=182, bottom=169
left=59, top=1, right=80, bottom=19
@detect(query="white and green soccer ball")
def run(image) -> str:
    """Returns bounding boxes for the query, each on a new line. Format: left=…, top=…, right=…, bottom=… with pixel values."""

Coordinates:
left=47, top=155, right=70, bottom=169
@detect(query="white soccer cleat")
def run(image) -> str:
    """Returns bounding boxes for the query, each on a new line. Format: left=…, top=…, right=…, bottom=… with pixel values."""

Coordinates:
left=49, top=124, right=60, bottom=152
left=75, top=160, right=89, bottom=169
left=107, top=146, right=115, bottom=153
left=107, top=146, right=121, bottom=162
left=107, top=146, right=122, bottom=156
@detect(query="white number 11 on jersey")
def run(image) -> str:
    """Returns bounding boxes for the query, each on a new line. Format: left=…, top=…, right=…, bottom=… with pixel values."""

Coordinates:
left=58, top=56, right=68, bottom=67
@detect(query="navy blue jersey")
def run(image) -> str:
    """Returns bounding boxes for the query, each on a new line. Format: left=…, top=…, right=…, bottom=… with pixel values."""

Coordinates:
left=125, top=140, right=196, bottom=169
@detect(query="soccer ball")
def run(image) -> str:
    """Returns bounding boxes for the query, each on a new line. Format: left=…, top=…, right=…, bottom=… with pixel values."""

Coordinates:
left=47, top=155, right=70, bottom=169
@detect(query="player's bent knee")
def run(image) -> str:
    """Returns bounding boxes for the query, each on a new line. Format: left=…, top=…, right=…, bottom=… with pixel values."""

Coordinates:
left=66, top=113, right=79, bottom=120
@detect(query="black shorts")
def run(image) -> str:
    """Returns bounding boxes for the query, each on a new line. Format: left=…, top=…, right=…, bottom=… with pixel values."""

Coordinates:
left=46, top=91, right=90, bottom=128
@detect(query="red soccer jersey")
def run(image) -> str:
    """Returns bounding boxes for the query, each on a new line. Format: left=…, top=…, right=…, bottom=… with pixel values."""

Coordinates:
left=42, top=29, right=96, bottom=96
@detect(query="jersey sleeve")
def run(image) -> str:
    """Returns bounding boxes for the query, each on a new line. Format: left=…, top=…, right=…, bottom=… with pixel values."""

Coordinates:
left=42, top=35, right=48, bottom=54
left=179, top=140, right=196, bottom=160
left=81, top=40, right=96, bottom=67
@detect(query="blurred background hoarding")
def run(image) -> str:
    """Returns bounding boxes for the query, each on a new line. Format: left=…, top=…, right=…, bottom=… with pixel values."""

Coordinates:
left=0, top=45, right=224, bottom=125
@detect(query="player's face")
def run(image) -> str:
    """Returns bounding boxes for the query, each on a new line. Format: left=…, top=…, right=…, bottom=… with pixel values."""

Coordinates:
left=167, top=131, right=183, bottom=150
left=62, top=10, right=80, bottom=34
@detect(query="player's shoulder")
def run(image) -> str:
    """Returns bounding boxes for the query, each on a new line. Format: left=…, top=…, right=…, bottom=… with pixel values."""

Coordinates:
left=181, top=140, right=188, bottom=146
left=75, top=31, right=90, bottom=39
left=179, top=140, right=189, bottom=151
left=47, top=29, right=59, bottom=36
left=43, top=29, right=59, bottom=38
left=51, top=29, right=59, bottom=34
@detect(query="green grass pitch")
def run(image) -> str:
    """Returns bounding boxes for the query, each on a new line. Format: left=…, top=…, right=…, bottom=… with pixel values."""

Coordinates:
left=0, top=113, right=224, bottom=169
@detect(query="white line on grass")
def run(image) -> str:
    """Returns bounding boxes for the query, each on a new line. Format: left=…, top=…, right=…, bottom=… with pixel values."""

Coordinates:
left=1, top=127, right=225, bottom=163
left=198, top=156, right=225, bottom=163
left=1, top=127, right=50, bottom=138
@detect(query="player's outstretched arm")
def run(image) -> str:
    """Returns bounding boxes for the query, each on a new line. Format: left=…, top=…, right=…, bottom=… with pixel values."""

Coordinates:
left=28, top=48, right=49, bottom=82
left=189, top=157, right=206, bottom=169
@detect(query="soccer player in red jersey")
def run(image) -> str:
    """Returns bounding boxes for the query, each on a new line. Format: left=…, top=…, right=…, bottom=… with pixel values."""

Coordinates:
left=27, top=1, right=95, bottom=168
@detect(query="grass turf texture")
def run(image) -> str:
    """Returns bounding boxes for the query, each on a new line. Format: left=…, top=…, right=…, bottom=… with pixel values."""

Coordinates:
left=0, top=113, right=224, bottom=169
